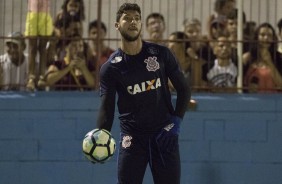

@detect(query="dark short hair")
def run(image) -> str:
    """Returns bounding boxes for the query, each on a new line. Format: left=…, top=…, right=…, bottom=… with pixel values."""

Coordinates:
left=214, top=0, right=235, bottom=13
left=226, top=9, right=246, bottom=23
left=146, top=13, right=165, bottom=26
left=277, top=18, right=282, bottom=33
left=88, top=20, right=107, bottom=33
left=116, top=3, right=141, bottom=22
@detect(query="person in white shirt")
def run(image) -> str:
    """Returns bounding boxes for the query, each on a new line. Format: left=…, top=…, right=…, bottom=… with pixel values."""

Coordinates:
left=206, top=36, right=237, bottom=92
left=0, top=32, right=28, bottom=91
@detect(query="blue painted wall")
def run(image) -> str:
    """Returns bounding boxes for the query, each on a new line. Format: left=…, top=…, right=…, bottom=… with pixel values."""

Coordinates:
left=0, top=92, right=282, bottom=184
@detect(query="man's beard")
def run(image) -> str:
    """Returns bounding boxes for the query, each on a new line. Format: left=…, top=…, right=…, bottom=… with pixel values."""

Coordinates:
left=120, top=29, right=141, bottom=42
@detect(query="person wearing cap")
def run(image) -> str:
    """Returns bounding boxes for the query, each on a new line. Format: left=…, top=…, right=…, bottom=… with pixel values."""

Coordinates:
left=0, top=32, right=28, bottom=91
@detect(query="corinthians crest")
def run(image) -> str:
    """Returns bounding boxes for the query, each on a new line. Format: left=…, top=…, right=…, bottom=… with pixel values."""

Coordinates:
left=122, top=135, right=132, bottom=148
left=144, top=56, right=160, bottom=72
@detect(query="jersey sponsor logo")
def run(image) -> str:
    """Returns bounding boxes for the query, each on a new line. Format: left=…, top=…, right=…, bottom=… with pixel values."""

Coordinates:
left=127, top=78, right=161, bottom=95
left=122, top=135, right=132, bottom=148
left=144, top=56, right=160, bottom=72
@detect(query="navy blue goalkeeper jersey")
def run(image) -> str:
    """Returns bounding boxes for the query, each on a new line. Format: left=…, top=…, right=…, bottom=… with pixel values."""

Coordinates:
left=99, top=41, right=180, bottom=134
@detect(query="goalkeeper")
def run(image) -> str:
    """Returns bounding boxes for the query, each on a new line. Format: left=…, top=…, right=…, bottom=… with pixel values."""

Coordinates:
left=96, top=3, right=191, bottom=184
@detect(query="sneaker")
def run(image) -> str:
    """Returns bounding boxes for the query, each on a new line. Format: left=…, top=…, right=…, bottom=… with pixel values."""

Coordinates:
left=37, top=75, right=46, bottom=90
left=26, top=75, right=36, bottom=91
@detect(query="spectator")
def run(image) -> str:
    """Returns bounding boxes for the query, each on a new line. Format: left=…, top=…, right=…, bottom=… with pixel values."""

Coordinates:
left=209, top=17, right=228, bottom=42
left=51, top=0, right=86, bottom=62
left=54, top=0, right=85, bottom=24
left=25, top=0, right=53, bottom=91
left=0, top=32, right=28, bottom=91
left=243, top=23, right=282, bottom=92
left=45, top=37, right=95, bottom=91
left=88, top=20, right=114, bottom=69
left=54, top=16, right=84, bottom=60
left=207, top=0, right=236, bottom=41
left=55, top=14, right=83, bottom=38
left=145, top=12, right=166, bottom=45
left=243, top=21, right=257, bottom=41
left=277, top=18, right=282, bottom=54
left=167, top=31, right=191, bottom=91
left=225, top=9, right=249, bottom=63
left=167, top=31, right=191, bottom=78
left=183, top=18, right=214, bottom=90
left=205, top=36, right=238, bottom=92
left=183, top=18, right=211, bottom=59
left=226, top=9, right=247, bottom=50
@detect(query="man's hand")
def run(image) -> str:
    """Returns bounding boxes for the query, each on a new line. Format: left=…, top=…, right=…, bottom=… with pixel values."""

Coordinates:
left=156, top=116, right=182, bottom=152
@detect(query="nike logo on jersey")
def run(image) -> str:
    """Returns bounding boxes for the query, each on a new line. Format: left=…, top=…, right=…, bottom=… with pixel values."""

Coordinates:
left=127, top=78, right=161, bottom=95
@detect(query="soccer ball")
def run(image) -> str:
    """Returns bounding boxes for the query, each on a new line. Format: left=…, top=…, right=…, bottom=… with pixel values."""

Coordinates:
left=82, top=128, right=116, bottom=163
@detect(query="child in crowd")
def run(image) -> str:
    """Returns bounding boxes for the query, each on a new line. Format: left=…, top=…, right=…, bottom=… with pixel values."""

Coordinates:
left=54, top=16, right=84, bottom=60
left=205, top=36, right=238, bottom=92
left=48, top=0, right=86, bottom=66
left=54, top=0, right=85, bottom=24
left=25, top=0, right=53, bottom=91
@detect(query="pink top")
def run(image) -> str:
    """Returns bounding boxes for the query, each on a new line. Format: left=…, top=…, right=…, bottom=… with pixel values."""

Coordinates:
left=244, top=65, right=277, bottom=92
left=28, top=0, right=50, bottom=12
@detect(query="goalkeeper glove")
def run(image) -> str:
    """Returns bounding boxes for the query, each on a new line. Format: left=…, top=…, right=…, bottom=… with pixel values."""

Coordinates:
left=156, top=116, right=182, bottom=152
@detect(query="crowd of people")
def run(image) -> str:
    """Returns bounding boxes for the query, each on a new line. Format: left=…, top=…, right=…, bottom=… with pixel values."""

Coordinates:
left=1, top=0, right=282, bottom=93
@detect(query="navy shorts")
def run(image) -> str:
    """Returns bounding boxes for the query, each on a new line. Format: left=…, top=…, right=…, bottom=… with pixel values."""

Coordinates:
left=117, top=132, right=180, bottom=184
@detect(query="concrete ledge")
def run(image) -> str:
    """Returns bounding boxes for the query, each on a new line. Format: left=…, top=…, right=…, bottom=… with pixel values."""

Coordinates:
left=0, top=91, right=281, bottom=184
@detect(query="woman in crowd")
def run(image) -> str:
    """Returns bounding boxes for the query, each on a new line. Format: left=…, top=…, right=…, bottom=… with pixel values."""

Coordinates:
left=45, top=36, right=95, bottom=91
left=243, top=22, right=282, bottom=92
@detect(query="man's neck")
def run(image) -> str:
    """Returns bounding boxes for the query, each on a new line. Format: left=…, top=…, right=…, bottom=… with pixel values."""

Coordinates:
left=120, top=37, right=142, bottom=55
left=217, top=58, right=230, bottom=67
